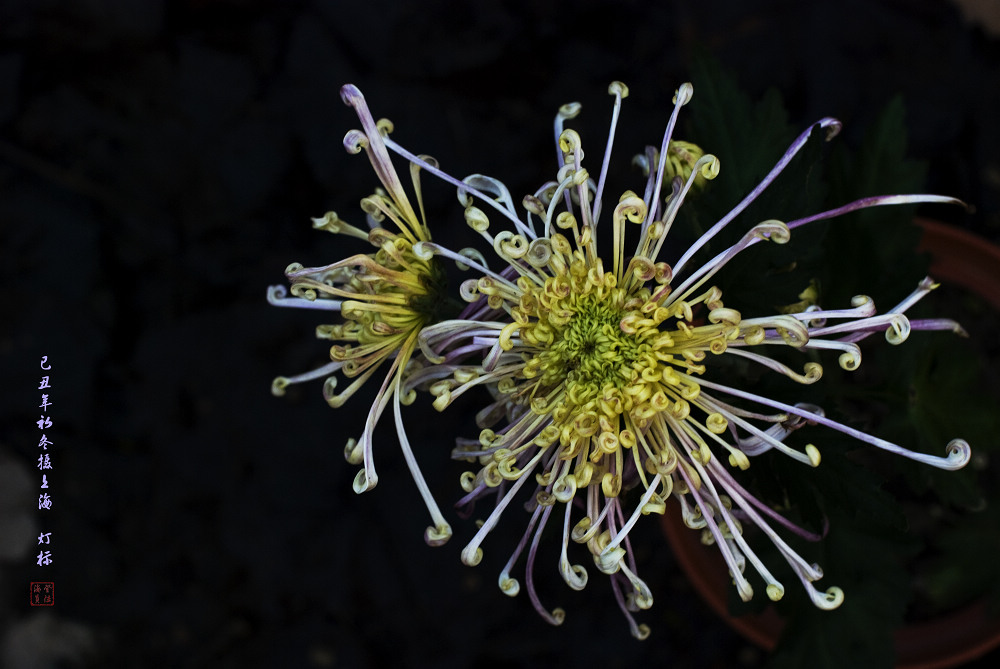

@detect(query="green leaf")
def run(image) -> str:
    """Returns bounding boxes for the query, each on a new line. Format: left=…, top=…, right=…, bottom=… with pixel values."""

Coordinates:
left=821, top=95, right=930, bottom=307
left=763, top=452, right=916, bottom=669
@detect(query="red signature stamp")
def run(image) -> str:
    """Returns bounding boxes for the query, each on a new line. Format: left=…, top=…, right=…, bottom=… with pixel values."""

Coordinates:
left=29, top=582, right=54, bottom=606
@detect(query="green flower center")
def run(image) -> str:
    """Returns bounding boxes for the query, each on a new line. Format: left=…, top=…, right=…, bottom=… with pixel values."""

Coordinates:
left=542, top=298, right=642, bottom=390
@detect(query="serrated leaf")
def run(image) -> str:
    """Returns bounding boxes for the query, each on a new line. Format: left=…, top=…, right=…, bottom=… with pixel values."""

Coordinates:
left=821, top=96, right=930, bottom=307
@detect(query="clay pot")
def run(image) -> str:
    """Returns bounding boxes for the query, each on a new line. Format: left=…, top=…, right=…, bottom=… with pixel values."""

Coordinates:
left=661, top=219, right=1000, bottom=668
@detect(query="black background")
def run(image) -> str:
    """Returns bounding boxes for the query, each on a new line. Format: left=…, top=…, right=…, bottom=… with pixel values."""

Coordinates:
left=2, top=0, right=999, bottom=667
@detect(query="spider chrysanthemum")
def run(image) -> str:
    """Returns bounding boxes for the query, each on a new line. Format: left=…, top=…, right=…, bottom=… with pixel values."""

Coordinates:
left=404, top=82, right=971, bottom=637
left=267, top=84, right=457, bottom=545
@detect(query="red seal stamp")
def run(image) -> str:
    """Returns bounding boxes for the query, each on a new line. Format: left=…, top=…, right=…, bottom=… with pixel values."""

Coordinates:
left=29, top=582, right=54, bottom=606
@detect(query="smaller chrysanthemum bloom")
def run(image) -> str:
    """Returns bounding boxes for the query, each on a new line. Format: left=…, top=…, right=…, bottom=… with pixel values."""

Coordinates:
left=268, top=84, right=460, bottom=546
left=405, top=82, right=972, bottom=637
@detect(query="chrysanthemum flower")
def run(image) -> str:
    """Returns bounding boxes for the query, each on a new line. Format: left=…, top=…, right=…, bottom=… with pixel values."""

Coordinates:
left=406, top=82, right=972, bottom=637
left=267, top=84, right=456, bottom=546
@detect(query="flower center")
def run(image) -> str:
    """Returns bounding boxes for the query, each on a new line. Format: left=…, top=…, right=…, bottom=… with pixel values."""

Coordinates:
left=544, top=297, right=641, bottom=389
left=407, top=256, right=459, bottom=325
left=514, top=269, right=671, bottom=444
left=326, top=235, right=456, bottom=377
left=521, top=272, right=643, bottom=400
left=504, top=261, right=745, bottom=466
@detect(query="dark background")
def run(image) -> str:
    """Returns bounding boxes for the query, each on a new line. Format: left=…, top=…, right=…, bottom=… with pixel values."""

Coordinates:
left=2, top=0, right=999, bottom=667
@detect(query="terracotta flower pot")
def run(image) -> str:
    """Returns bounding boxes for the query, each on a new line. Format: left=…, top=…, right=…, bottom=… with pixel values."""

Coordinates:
left=661, top=219, right=1000, bottom=669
